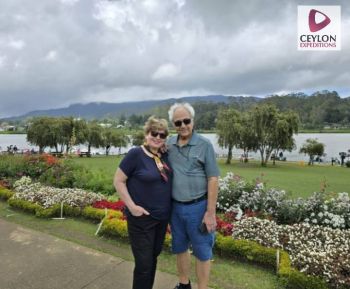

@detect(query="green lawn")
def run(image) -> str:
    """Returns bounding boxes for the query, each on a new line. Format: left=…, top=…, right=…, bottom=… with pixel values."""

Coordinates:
left=71, top=155, right=350, bottom=198
left=0, top=201, right=279, bottom=289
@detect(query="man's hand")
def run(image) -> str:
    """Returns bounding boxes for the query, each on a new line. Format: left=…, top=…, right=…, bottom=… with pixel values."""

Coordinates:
left=203, top=211, right=217, bottom=233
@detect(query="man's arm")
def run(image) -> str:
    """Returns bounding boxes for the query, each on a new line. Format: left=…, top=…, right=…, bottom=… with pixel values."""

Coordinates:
left=203, top=176, right=218, bottom=232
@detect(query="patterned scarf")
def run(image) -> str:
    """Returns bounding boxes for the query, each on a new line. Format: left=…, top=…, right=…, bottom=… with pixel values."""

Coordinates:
left=142, top=145, right=171, bottom=182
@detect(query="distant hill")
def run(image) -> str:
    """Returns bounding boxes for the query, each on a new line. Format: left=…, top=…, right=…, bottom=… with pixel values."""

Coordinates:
left=1, top=95, right=257, bottom=121
left=4, top=91, right=349, bottom=129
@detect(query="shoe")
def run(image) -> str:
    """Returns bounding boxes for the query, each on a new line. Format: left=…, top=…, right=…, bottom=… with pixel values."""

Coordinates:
left=173, top=281, right=191, bottom=289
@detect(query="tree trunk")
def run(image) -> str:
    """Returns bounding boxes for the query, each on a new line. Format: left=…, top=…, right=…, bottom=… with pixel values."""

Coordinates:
left=88, top=144, right=91, bottom=154
left=226, top=146, right=233, bottom=164
left=260, top=150, right=266, bottom=167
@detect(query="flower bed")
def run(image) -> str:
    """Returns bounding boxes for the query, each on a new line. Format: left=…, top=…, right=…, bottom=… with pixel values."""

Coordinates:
left=3, top=173, right=347, bottom=288
left=12, top=177, right=104, bottom=209
left=218, top=172, right=350, bottom=229
left=92, top=200, right=126, bottom=211
left=232, top=217, right=350, bottom=288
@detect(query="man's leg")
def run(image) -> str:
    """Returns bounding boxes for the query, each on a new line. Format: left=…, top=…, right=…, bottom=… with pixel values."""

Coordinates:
left=176, top=251, right=191, bottom=284
left=195, top=259, right=211, bottom=289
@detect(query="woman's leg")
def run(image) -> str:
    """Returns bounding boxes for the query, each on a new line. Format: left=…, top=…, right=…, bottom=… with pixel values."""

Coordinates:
left=128, top=215, right=166, bottom=289
left=150, top=219, right=168, bottom=288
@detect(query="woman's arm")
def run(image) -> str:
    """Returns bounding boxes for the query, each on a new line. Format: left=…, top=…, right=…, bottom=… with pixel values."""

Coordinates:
left=113, top=168, right=150, bottom=217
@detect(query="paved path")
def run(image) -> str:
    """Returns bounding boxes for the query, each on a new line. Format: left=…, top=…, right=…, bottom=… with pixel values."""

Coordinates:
left=0, top=219, right=178, bottom=289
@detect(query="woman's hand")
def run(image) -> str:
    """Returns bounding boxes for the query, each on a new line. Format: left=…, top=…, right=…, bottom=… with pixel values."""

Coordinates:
left=129, top=204, right=150, bottom=217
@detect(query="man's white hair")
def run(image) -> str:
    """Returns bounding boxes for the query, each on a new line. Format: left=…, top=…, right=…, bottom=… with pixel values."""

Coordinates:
left=168, top=102, right=195, bottom=122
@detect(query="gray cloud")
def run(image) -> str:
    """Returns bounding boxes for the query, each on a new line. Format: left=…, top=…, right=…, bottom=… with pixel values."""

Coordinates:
left=0, top=0, right=349, bottom=117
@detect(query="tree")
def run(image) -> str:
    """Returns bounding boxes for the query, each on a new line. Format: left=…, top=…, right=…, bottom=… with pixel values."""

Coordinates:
left=102, top=128, right=129, bottom=155
left=249, top=105, right=299, bottom=166
left=216, top=108, right=242, bottom=164
left=131, top=130, right=145, bottom=146
left=57, top=117, right=74, bottom=153
left=27, top=117, right=61, bottom=153
left=299, top=138, right=325, bottom=165
left=86, top=122, right=104, bottom=154
left=270, top=111, right=299, bottom=165
left=236, top=113, right=257, bottom=162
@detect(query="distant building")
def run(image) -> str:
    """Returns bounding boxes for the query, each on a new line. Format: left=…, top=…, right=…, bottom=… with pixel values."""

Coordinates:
left=99, top=123, right=112, bottom=128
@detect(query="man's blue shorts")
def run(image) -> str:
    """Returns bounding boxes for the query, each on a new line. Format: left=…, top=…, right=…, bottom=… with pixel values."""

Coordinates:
left=170, top=199, right=215, bottom=261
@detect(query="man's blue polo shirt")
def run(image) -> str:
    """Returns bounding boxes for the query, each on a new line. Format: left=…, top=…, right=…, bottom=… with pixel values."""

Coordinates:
left=167, top=132, right=220, bottom=202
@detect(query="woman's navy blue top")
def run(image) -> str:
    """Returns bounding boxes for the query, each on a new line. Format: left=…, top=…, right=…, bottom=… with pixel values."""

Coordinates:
left=119, top=147, right=172, bottom=220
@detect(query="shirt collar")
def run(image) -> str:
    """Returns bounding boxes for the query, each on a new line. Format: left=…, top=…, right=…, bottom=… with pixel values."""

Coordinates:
left=170, top=131, right=198, bottom=146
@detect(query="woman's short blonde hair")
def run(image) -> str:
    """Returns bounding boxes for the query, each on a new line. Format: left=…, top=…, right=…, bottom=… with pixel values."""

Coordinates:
left=143, top=116, right=169, bottom=135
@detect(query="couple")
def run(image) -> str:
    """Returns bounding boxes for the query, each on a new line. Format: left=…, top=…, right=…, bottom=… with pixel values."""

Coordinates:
left=114, top=102, right=219, bottom=289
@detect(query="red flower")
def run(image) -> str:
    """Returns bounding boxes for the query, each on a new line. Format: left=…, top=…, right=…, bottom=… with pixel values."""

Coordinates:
left=92, top=200, right=126, bottom=211
left=216, top=216, right=234, bottom=236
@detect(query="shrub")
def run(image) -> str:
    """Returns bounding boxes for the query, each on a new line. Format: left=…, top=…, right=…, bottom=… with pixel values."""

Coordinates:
left=82, top=206, right=123, bottom=222
left=0, top=187, right=14, bottom=200
left=100, top=218, right=128, bottom=239
left=8, top=198, right=42, bottom=215
left=39, top=160, right=79, bottom=188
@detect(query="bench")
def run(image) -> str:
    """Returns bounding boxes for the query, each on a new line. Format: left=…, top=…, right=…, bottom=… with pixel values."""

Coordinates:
left=50, top=152, right=63, bottom=158
left=79, top=152, right=91, bottom=157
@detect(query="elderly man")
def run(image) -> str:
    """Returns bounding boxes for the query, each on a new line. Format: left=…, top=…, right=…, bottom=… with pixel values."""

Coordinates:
left=167, top=103, right=220, bottom=289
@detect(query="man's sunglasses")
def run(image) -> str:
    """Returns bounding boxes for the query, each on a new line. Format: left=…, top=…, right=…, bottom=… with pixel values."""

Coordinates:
left=174, top=118, right=191, bottom=127
left=150, top=131, right=167, bottom=139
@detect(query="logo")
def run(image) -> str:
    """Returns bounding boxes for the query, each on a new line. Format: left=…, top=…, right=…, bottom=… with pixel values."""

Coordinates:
left=308, top=9, right=330, bottom=32
left=298, top=6, right=341, bottom=51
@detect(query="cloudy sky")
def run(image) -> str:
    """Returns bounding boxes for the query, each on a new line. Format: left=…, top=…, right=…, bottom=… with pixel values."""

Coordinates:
left=0, top=0, right=349, bottom=118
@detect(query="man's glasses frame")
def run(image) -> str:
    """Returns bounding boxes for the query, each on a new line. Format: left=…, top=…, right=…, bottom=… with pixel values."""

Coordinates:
left=174, top=118, right=192, bottom=127
left=150, top=131, right=167, bottom=139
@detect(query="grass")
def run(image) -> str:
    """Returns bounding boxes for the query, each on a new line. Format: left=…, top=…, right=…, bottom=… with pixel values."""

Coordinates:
left=71, top=155, right=350, bottom=198
left=218, top=159, right=349, bottom=198
left=0, top=200, right=279, bottom=289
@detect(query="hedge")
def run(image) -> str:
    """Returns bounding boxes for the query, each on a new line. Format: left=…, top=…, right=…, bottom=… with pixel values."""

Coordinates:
left=0, top=187, right=14, bottom=201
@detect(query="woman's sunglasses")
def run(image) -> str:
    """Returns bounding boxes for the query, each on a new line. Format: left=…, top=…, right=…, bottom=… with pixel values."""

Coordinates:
left=174, top=118, right=191, bottom=127
left=150, top=131, right=167, bottom=139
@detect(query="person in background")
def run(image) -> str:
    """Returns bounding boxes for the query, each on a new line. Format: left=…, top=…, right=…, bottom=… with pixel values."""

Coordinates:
left=113, top=116, right=172, bottom=289
left=167, top=103, right=220, bottom=289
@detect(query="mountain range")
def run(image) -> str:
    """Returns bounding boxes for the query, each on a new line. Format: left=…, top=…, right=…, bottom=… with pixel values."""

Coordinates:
left=2, top=95, right=257, bottom=121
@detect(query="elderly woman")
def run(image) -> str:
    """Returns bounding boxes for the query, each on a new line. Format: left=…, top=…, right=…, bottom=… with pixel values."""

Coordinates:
left=113, top=116, right=172, bottom=289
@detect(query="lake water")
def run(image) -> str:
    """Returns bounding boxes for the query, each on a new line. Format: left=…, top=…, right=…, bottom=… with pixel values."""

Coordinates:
left=1, top=133, right=349, bottom=162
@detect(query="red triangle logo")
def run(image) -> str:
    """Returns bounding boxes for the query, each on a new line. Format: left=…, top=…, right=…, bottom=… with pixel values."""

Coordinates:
left=308, top=9, right=331, bottom=32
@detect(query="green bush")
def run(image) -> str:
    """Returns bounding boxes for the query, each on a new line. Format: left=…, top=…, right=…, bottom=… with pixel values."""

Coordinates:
left=35, top=204, right=61, bottom=218
left=72, top=169, right=115, bottom=195
left=0, top=155, right=114, bottom=195
left=0, top=187, right=14, bottom=200
left=100, top=218, right=128, bottom=239
left=8, top=197, right=82, bottom=218
left=82, top=206, right=106, bottom=222
left=215, top=234, right=276, bottom=269
left=39, top=160, right=81, bottom=188
left=8, top=198, right=42, bottom=214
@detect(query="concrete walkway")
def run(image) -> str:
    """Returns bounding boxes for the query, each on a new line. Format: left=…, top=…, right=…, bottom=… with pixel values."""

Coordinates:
left=0, top=219, right=178, bottom=289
